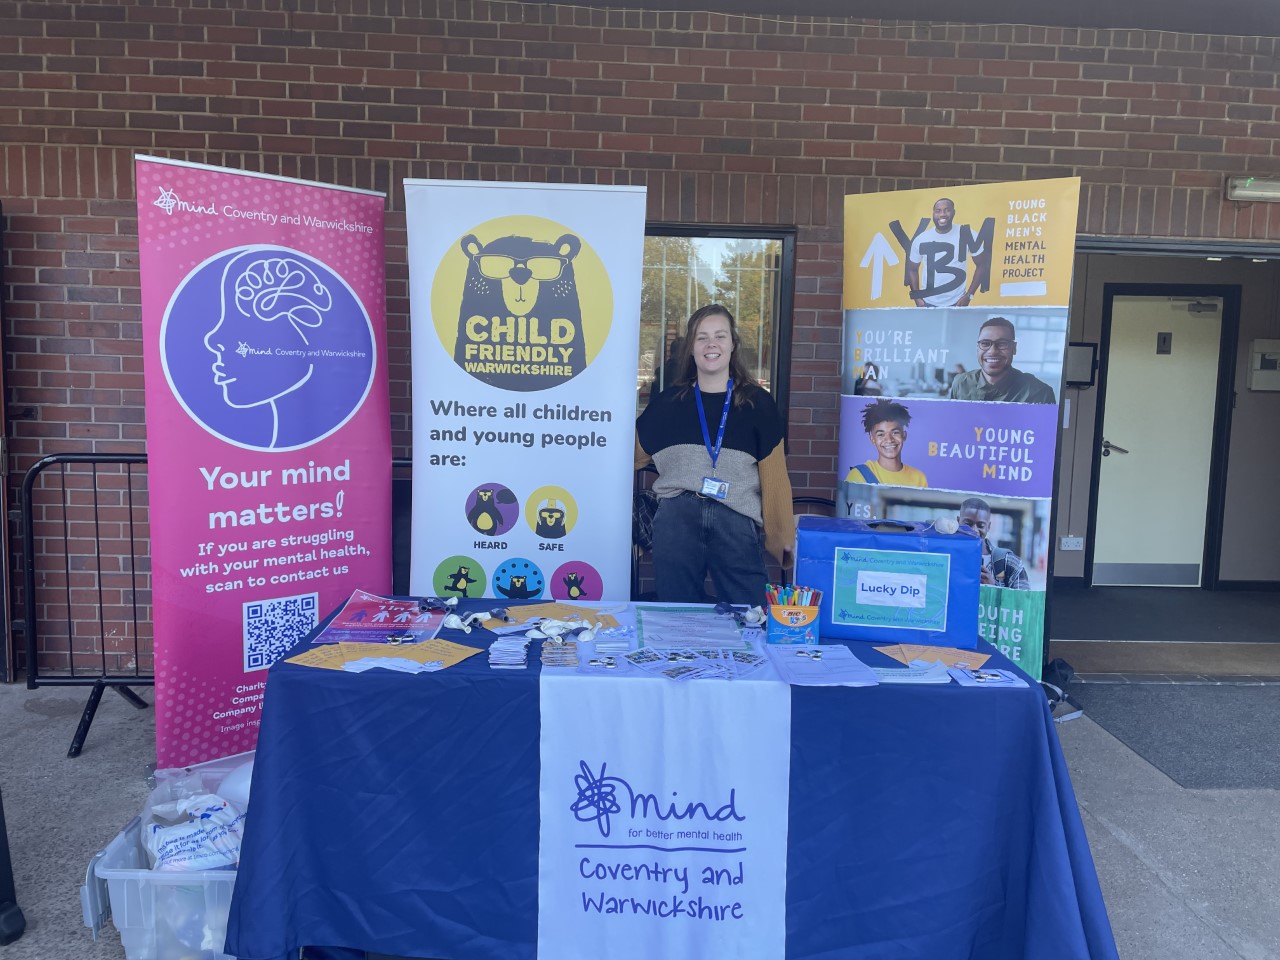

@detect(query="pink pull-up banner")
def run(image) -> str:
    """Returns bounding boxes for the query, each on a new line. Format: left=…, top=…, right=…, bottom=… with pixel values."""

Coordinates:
left=136, top=156, right=390, bottom=766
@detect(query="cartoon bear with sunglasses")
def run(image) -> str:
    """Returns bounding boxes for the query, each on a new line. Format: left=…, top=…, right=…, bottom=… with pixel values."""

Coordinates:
left=454, top=232, right=587, bottom=390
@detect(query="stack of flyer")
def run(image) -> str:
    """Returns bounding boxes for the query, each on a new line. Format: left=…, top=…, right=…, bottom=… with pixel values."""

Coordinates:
left=765, top=644, right=879, bottom=687
left=489, top=636, right=531, bottom=670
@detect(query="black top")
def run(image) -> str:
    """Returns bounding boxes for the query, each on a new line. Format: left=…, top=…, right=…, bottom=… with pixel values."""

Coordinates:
left=637, top=383, right=783, bottom=463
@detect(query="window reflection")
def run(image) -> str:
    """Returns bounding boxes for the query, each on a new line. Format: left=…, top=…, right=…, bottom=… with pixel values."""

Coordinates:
left=637, top=234, right=782, bottom=414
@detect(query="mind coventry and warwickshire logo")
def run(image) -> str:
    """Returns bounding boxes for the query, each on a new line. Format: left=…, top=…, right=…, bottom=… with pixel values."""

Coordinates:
left=153, top=185, right=217, bottom=217
left=571, top=761, right=745, bottom=838
left=161, top=245, right=376, bottom=452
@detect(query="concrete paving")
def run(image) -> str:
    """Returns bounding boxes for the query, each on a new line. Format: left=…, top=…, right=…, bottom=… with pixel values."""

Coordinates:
left=0, top=679, right=1276, bottom=959
left=0, top=683, right=153, bottom=960
left=1057, top=715, right=1280, bottom=960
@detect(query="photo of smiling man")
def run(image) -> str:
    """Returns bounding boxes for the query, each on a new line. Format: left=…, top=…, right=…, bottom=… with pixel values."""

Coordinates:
left=846, top=398, right=928, bottom=488
left=949, top=316, right=1057, bottom=404
left=904, top=197, right=990, bottom=308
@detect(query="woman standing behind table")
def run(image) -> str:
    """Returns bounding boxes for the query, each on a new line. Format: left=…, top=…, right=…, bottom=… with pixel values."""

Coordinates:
left=635, top=304, right=794, bottom=605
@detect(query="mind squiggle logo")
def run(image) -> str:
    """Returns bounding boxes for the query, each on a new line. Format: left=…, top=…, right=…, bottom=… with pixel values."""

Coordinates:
left=570, top=759, right=746, bottom=839
left=154, top=187, right=179, bottom=215
left=571, top=761, right=623, bottom=837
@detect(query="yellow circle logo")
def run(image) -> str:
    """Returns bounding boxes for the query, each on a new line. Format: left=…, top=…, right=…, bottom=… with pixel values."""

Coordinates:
left=524, top=485, right=578, bottom=539
left=431, top=216, right=613, bottom=392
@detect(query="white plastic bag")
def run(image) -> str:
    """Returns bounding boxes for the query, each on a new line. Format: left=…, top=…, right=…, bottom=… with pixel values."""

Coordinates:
left=144, top=793, right=245, bottom=871
left=216, top=757, right=255, bottom=812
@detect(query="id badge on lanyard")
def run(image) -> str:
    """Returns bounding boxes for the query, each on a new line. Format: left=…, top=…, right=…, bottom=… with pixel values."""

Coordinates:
left=696, top=380, right=733, bottom=500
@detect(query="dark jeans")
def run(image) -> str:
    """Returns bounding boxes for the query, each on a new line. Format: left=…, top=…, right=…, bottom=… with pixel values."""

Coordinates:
left=651, top=491, right=768, bottom=606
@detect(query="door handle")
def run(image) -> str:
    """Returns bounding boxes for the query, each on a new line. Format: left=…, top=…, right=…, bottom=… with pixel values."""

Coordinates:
left=1101, top=439, right=1129, bottom=457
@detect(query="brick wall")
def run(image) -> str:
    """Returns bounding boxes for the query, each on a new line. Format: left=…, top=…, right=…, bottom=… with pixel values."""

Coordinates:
left=3, top=0, right=1280, bottom=667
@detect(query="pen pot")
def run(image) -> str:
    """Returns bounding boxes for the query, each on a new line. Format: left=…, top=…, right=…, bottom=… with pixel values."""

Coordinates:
left=765, top=603, right=820, bottom=644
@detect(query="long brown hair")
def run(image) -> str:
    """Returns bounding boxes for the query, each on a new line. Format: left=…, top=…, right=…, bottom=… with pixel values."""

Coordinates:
left=671, top=304, right=760, bottom=406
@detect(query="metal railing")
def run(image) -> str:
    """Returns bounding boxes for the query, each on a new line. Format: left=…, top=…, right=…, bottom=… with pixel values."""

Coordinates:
left=21, top=454, right=151, bottom=756
left=20, top=454, right=416, bottom=756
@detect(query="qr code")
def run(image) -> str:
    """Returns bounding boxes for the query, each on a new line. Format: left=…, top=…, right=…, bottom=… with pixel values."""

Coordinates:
left=243, top=593, right=319, bottom=671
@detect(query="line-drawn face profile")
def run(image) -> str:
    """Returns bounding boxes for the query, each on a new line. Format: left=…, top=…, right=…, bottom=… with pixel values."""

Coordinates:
left=162, top=245, right=376, bottom=451
left=205, top=254, right=330, bottom=413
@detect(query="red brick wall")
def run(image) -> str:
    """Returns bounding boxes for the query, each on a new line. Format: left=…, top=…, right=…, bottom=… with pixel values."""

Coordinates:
left=3, top=0, right=1279, bottom=666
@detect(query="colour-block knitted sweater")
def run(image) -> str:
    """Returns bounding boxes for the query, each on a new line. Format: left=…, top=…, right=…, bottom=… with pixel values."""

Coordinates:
left=635, top=383, right=794, bottom=563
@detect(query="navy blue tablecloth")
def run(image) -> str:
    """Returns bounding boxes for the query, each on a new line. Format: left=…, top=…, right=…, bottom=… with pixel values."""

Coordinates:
left=226, top=607, right=1117, bottom=960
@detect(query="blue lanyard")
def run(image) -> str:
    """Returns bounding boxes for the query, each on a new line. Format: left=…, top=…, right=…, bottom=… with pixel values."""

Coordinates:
left=695, top=379, right=734, bottom=472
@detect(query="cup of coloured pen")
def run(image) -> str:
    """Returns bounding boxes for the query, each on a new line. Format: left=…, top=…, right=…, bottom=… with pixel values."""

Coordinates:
left=764, top=583, right=822, bottom=645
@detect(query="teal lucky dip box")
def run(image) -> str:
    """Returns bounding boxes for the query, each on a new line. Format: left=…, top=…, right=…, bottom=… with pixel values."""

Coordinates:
left=794, top=517, right=982, bottom=649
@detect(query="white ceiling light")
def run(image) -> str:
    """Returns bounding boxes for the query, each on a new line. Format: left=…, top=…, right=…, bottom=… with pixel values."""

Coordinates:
left=1226, top=177, right=1280, bottom=201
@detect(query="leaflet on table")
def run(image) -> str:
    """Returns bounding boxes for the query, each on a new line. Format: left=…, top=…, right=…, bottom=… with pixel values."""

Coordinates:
left=634, top=603, right=755, bottom=650
left=286, top=639, right=482, bottom=671
left=765, top=645, right=880, bottom=687
left=312, top=589, right=445, bottom=644
left=875, top=644, right=991, bottom=670
left=343, top=657, right=444, bottom=674
left=947, top=667, right=1027, bottom=688
left=489, top=636, right=532, bottom=669
left=621, top=645, right=773, bottom=681
left=869, top=662, right=953, bottom=684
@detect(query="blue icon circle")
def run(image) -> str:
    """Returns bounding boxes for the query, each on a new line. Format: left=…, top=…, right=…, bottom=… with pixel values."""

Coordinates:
left=492, top=558, right=545, bottom=601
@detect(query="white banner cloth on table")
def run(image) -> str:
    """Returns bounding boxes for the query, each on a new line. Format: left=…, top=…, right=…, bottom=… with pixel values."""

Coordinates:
left=538, top=672, right=791, bottom=960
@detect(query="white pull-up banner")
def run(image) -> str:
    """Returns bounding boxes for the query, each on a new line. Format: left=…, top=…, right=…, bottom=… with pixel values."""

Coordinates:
left=404, top=181, right=645, bottom=603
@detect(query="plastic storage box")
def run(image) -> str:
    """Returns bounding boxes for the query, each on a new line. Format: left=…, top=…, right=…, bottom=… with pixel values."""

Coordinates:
left=81, top=752, right=253, bottom=960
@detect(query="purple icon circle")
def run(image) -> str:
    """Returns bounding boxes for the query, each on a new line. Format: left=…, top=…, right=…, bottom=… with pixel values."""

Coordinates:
left=464, top=483, right=520, bottom=536
left=551, top=561, right=603, bottom=602
left=161, top=245, right=376, bottom=451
